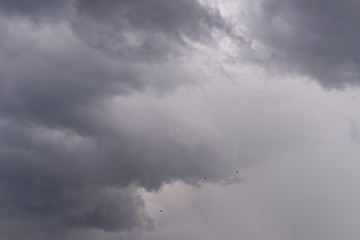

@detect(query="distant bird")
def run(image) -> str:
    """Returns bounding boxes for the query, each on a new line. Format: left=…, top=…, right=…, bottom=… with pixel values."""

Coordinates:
left=236, top=170, right=238, bottom=173
left=160, top=210, right=163, bottom=213
left=204, top=177, right=207, bottom=180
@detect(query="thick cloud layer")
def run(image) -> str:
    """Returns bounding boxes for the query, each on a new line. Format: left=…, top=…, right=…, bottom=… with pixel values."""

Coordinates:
left=246, top=0, right=360, bottom=88
left=2, top=0, right=359, bottom=239
left=1, top=0, right=226, bottom=59
left=0, top=0, right=71, bottom=19
left=0, top=1, right=236, bottom=239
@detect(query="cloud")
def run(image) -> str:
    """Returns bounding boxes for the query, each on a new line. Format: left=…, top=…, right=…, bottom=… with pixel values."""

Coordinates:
left=0, top=1, right=240, bottom=239
left=245, top=0, right=360, bottom=88
left=5, top=0, right=359, bottom=239
left=0, top=0, right=228, bottom=60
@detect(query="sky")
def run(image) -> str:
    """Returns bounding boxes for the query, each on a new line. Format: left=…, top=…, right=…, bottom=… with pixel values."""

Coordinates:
left=1, top=0, right=360, bottom=239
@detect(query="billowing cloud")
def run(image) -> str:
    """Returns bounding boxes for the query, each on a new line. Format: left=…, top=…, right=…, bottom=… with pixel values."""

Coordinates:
left=2, top=0, right=359, bottom=239
left=245, top=0, right=360, bottom=88
left=73, top=0, right=226, bottom=59
left=0, top=0, right=242, bottom=239
left=1, top=0, right=227, bottom=59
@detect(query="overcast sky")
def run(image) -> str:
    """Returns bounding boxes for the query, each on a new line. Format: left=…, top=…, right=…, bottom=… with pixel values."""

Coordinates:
left=1, top=0, right=360, bottom=239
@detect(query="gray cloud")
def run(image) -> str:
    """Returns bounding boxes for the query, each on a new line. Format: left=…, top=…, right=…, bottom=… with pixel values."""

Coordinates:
left=0, top=1, right=238, bottom=239
left=0, top=0, right=73, bottom=22
left=246, top=0, right=360, bottom=88
left=72, top=0, right=227, bottom=61
left=0, top=0, right=227, bottom=60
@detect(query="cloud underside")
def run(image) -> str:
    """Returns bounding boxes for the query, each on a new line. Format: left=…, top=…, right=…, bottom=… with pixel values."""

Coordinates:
left=1, top=0, right=360, bottom=239
left=247, top=0, right=360, bottom=88
left=0, top=0, right=232, bottom=239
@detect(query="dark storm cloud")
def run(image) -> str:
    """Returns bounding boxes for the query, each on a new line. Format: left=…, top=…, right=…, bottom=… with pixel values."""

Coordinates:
left=0, top=119, right=152, bottom=239
left=0, top=0, right=227, bottom=59
left=247, top=0, right=360, bottom=88
left=0, top=0, right=67, bottom=13
left=0, top=1, right=236, bottom=239
left=72, top=0, right=226, bottom=60
left=0, top=0, right=73, bottom=21
left=76, top=0, right=224, bottom=39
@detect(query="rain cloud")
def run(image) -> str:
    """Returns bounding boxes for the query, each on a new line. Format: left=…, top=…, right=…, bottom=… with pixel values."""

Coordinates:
left=0, top=0, right=235, bottom=239
left=245, top=0, right=360, bottom=88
